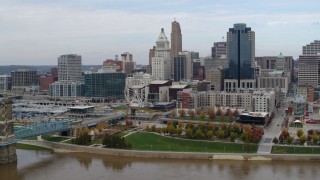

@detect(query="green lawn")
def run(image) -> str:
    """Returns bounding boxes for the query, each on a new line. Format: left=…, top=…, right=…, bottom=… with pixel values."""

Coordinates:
left=272, top=146, right=320, bottom=154
left=16, top=143, right=52, bottom=151
left=42, top=135, right=70, bottom=142
left=125, top=132, right=257, bottom=153
left=90, top=139, right=101, bottom=145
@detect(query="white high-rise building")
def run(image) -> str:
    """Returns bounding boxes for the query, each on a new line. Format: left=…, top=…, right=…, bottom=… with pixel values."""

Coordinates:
left=252, top=90, right=275, bottom=114
left=58, top=54, right=82, bottom=82
left=49, top=54, right=84, bottom=97
left=152, top=28, right=171, bottom=80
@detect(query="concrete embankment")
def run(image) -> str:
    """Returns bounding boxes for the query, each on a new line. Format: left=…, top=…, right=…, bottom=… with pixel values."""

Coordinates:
left=22, top=141, right=320, bottom=161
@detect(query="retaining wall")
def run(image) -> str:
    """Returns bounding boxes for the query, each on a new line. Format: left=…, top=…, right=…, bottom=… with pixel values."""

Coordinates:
left=22, top=141, right=320, bottom=161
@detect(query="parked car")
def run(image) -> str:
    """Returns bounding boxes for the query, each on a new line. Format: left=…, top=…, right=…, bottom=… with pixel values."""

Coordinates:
left=306, top=120, right=316, bottom=124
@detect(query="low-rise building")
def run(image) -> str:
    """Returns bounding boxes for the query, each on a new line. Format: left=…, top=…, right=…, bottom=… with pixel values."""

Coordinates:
left=236, top=111, right=269, bottom=125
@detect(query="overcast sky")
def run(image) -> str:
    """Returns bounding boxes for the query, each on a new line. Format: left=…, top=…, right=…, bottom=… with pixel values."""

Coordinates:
left=1, top=0, right=320, bottom=65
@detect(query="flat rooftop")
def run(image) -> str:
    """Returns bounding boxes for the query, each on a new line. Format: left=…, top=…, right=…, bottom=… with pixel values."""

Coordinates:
left=150, top=80, right=170, bottom=85
left=241, top=112, right=268, bottom=117
left=67, top=106, right=95, bottom=110
left=170, top=85, right=188, bottom=89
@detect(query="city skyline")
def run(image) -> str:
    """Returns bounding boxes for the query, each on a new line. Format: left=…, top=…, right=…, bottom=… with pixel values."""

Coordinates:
left=1, top=0, right=320, bottom=65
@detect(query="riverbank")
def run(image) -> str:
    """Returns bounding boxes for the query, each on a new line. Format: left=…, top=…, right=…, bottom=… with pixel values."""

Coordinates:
left=21, top=140, right=320, bottom=161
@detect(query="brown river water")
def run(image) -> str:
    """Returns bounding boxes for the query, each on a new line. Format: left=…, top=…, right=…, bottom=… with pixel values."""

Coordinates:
left=0, top=150, right=319, bottom=180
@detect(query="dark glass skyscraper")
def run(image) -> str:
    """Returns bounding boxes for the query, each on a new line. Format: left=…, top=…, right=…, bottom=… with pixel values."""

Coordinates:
left=225, top=23, right=255, bottom=87
left=173, top=56, right=186, bottom=82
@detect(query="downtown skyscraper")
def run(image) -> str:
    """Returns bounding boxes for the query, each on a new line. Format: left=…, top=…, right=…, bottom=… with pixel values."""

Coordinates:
left=170, top=20, right=182, bottom=79
left=224, top=23, right=255, bottom=91
left=151, top=28, right=171, bottom=80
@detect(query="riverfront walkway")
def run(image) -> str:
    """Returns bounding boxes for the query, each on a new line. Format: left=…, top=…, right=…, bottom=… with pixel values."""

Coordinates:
left=257, top=98, right=289, bottom=154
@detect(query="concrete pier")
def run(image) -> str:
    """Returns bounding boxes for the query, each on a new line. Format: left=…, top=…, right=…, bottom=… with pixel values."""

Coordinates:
left=0, top=144, right=17, bottom=164
left=0, top=95, right=17, bottom=164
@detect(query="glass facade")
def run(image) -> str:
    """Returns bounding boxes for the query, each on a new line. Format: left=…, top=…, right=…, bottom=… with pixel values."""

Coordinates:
left=226, top=23, right=254, bottom=87
left=173, top=56, right=186, bottom=81
left=84, top=73, right=125, bottom=100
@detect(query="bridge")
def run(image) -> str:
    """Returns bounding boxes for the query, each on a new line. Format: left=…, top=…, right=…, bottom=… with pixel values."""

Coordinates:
left=11, top=113, right=124, bottom=140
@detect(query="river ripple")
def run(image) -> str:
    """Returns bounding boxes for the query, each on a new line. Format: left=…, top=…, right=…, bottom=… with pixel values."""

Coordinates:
left=0, top=150, right=318, bottom=180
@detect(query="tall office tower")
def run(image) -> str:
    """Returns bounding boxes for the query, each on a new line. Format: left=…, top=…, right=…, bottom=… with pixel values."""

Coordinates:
left=152, top=28, right=171, bottom=80
left=224, top=23, right=255, bottom=91
left=121, top=52, right=133, bottom=62
left=298, top=40, right=320, bottom=87
left=173, top=51, right=194, bottom=82
left=121, top=52, right=136, bottom=74
left=148, top=46, right=156, bottom=73
left=49, top=54, right=84, bottom=97
left=212, top=42, right=227, bottom=58
left=58, top=54, right=82, bottom=82
left=170, top=20, right=182, bottom=78
left=303, top=40, right=320, bottom=55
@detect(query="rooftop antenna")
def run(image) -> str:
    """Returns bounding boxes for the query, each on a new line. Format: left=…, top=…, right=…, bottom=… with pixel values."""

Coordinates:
left=174, top=17, right=176, bottom=21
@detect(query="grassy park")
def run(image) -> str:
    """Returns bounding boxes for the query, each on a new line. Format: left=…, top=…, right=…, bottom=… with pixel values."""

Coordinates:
left=16, top=143, right=52, bottom=151
left=125, top=132, right=258, bottom=153
left=272, top=146, right=320, bottom=154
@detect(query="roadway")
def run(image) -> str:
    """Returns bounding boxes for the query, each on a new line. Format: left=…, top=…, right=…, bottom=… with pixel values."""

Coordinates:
left=257, top=97, right=290, bottom=154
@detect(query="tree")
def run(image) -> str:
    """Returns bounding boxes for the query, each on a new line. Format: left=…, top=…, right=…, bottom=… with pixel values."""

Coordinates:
left=151, top=125, right=156, bottom=132
left=217, top=130, right=225, bottom=139
left=272, top=137, right=279, bottom=144
left=185, top=121, right=194, bottom=129
left=209, top=109, right=216, bottom=121
left=188, top=110, right=195, bottom=119
left=286, top=136, right=294, bottom=145
left=72, top=131, right=92, bottom=146
left=221, top=123, right=227, bottom=130
left=241, top=125, right=252, bottom=143
left=145, top=125, right=151, bottom=132
left=207, top=130, right=213, bottom=139
left=177, top=127, right=183, bottom=136
left=102, top=133, right=132, bottom=149
left=199, top=111, right=206, bottom=120
left=208, top=122, right=216, bottom=131
left=297, top=129, right=304, bottom=138
left=231, top=123, right=240, bottom=135
left=299, top=135, right=307, bottom=145
left=96, top=122, right=108, bottom=132
left=195, top=108, right=201, bottom=115
left=167, top=120, right=174, bottom=127
left=178, top=109, right=186, bottom=118
left=171, top=109, right=177, bottom=118
left=226, top=108, right=233, bottom=120
left=167, top=125, right=175, bottom=136
left=312, top=132, right=319, bottom=145
left=195, top=128, right=204, bottom=139
left=249, top=127, right=264, bottom=143
left=279, top=128, right=289, bottom=143
left=216, top=108, right=222, bottom=116
left=233, top=109, right=239, bottom=118
left=178, top=121, right=183, bottom=128
left=185, top=128, right=193, bottom=138
left=230, top=132, right=237, bottom=142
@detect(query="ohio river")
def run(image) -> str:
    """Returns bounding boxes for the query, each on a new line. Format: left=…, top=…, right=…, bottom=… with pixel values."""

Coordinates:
left=0, top=150, right=319, bottom=180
